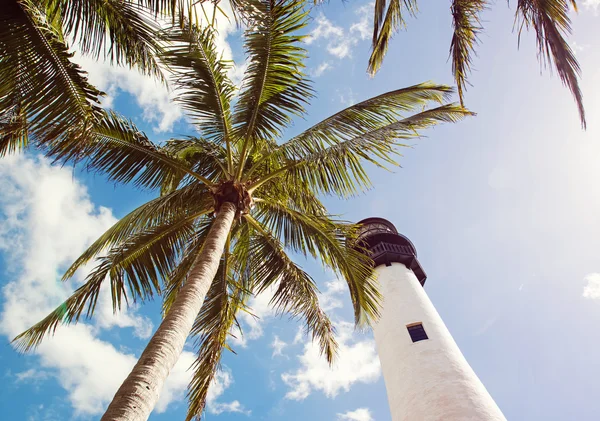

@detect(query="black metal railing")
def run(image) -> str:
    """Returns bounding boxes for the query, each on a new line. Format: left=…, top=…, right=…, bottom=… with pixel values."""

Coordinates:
left=369, top=241, right=415, bottom=259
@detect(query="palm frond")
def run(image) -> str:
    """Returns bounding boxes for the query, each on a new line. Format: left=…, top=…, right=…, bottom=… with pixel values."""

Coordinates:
left=450, top=0, right=487, bottom=105
left=250, top=100, right=471, bottom=198
left=257, top=179, right=327, bottom=216
left=246, top=83, right=454, bottom=179
left=514, top=0, right=585, bottom=128
left=138, top=0, right=189, bottom=19
left=254, top=200, right=379, bottom=325
left=13, top=274, right=106, bottom=352
left=232, top=0, right=313, bottom=177
left=368, top=0, right=418, bottom=75
left=64, top=183, right=212, bottom=281
left=52, top=111, right=215, bottom=188
left=0, top=95, right=29, bottom=155
left=162, top=24, right=235, bottom=166
left=42, top=0, right=165, bottom=79
left=160, top=137, right=229, bottom=195
left=245, top=215, right=338, bottom=363
left=0, top=0, right=103, bottom=155
left=89, top=212, right=206, bottom=312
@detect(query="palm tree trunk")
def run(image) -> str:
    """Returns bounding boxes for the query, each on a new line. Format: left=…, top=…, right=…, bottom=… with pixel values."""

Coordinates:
left=101, top=202, right=237, bottom=421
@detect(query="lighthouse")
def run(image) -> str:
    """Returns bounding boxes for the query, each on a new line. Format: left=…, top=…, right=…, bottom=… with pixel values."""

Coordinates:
left=356, top=218, right=506, bottom=421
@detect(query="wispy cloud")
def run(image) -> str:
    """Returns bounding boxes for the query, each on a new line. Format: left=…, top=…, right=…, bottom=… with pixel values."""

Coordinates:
left=310, top=61, right=333, bottom=77
left=583, top=0, right=600, bottom=14
left=337, top=407, right=374, bottom=421
left=307, top=6, right=372, bottom=60
left=583, top=273, right=600, bottom=299
left=271, top=335, right=288, bottom=358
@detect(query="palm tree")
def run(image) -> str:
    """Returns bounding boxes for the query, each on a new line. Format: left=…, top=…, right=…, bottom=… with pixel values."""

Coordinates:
left=0, top=0, right=186, bottom=155
left=14, top=1, right=472, bottom=419
left=368, top=0, right=586, bottom=128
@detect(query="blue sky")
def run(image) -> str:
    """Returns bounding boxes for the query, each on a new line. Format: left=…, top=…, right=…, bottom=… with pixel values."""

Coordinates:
left=1, top=1, right=600, bottom=420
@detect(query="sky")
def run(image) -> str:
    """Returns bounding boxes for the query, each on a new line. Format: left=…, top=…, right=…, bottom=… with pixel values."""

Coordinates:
left=1, top=1, right=600, bottom=420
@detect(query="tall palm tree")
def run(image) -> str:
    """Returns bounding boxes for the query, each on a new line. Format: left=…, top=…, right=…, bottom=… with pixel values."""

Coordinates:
left=14, top=0, right=472, bottom=419
left=368, top=0, right=586, bottom=128
left=0, top=0, right=187, bottom=156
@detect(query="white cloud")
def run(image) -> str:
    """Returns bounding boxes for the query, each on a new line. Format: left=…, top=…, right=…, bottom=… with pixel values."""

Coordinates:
left=271, top=335, right=288, bottom=358
left=281, top=321, right=380, bottom=400
left=76, top=53, right=184, bottom=133
left=337, top=87, right=357, bottom=107
left=210, top=399, right=251, bottom=416
left=337, top=407, right=374, bottom=421
left=308, top=14, right=352, bottom=59
left=583, top=273, right=600, bottom=299
left=307, top=14, right=344, bottom=45
left=583, top=0, right=600, bottom=14
left=206, top=369, right=250, bottom=416
left=311, top=61, right=332, bottom=77
left=293, top=326, right=304, bottom=344
left=0, top=154, right=187, bottom=416
left=570, top=41, right=587, bottom=56
left=15, top=368, right=50, bottom=384
left=307, top=6, right=372, bottom=60
left=349, top=5, right=371, bottom=41
left=319, top=278, right=346, bottom=312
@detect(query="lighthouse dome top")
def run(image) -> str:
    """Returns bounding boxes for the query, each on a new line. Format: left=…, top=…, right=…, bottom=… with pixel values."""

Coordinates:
left=356, top=217, right=418, bottom=257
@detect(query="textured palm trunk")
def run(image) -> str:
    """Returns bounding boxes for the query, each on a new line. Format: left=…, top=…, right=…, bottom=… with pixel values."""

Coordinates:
left=101, top=202, right=237, bottom=421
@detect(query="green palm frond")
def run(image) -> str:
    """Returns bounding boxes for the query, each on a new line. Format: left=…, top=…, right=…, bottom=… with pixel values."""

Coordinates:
left=253, top=200, right=379, bottom=325
left=368, top=0, right=418, bottom=75
left=137, top=0, right=188, bottom=18
left=246, top=83, right=454, bottom=179
left=0, top=95, right=29, bottom=155
left=366, top=0, right=585, bottom=127
left=0, top=0, right=103, bottom=155
left=42, top=0, right=165, bottom=78
left=232, top=0, right=313, bottom=177
left=162, top=24, right=235, bottom=167
left=54, top=111, right=215, bottom=188
left=160, top=137, right=229, bottom=195
left=64, top=183, right=212, bottom=281
left=450, top=0, right=487, bottom=105
left=13, top=274, right=106, bottom=352
left=515, top=0, right=585, bottom=128
left=250, top=91, right=471, bottom=198
left=89, top=213, right=205, bottom=311
left=245, top=215, right=338, bottom=363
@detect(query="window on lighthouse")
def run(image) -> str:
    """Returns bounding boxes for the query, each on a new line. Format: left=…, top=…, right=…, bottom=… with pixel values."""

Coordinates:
left=407, top=323, right=428, bottom=342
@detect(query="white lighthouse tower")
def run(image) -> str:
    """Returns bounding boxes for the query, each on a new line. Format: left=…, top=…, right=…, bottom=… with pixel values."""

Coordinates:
left=357, top=218, right=506, bottom=421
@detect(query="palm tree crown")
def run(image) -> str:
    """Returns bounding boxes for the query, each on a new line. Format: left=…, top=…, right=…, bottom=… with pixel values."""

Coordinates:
left=15, top=0, right=471, bottom=419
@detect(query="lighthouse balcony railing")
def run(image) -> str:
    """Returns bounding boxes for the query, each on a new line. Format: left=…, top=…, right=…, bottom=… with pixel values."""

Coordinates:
left=369, top=242, right=415, bottom=258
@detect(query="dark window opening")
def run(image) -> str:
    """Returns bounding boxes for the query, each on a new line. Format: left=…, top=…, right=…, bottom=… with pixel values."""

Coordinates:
left=407, top=323, right=428, bottom=342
